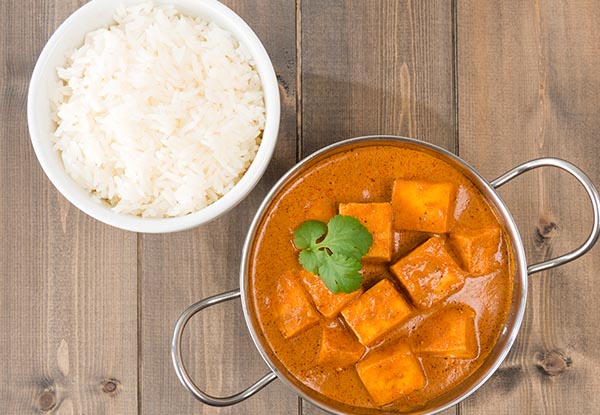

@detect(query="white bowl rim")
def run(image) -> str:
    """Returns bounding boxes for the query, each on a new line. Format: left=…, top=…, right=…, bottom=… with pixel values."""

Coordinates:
left=27, top=0, right=281, bottom=233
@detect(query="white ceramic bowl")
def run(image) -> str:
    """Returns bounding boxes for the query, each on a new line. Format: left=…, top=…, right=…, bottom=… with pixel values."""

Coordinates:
left=28, top=0, right=280, bottom=233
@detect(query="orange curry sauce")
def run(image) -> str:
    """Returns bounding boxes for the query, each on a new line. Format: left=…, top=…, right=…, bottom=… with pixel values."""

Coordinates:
left=249, top=145, right=513, bottom=412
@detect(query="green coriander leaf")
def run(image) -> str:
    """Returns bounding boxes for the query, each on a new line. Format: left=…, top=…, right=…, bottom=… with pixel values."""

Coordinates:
left=293, top=220, right=327, bottom=249
left=335, top=271, right=364, bottom=294
left=319, top=253, right=363, bottom=293
left=298, top=250, right=319, bottom=273
left=293, top=214, right=373, bottom=294
left=316, top=260, right=340, bottom=293
left=321, top=215, right=373, bottom=259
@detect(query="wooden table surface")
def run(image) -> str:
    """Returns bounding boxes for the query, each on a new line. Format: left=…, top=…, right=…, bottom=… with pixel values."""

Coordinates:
left=2, top=1, right=600, bottom=414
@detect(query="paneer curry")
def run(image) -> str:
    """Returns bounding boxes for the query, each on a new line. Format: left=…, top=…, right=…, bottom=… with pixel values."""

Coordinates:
left=249, top=143, right=513, bottom=411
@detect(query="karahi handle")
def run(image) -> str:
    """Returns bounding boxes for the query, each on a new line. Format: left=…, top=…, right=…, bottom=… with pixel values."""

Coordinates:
left=171, top=289, right=277, bottom=406
left=491, top=158, right=600, bottom=274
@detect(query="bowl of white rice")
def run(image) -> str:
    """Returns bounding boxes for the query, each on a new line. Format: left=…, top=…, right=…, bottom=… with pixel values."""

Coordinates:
left=28, top=0, right=280, bottom=233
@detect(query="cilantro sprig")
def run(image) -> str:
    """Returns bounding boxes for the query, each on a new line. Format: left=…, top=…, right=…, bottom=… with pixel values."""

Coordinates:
left=293, top=215, right=373, bottom=294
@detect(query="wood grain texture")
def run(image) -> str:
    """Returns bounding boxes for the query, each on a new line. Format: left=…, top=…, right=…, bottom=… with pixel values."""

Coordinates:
left=301, top=0, right=456, bottom=157
left=300, top=1, right=456, bottom=414
left=138, top=1, right=300, bottom=414
left=457, top=0, right=600, bottom=413
left=4, top=0, right=600, bottom=414
left=0, top=1, right=138, bottom=414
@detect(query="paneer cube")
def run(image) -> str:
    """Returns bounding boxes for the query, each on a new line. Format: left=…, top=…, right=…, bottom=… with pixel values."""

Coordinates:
left=338, top=202, right=393, bottom=261
left=317, top=324, right=366, bottom=369
left=450, top=227, right=503, bottom=275
left=390, top=237, right=466, bottom=309
left=392, top=179, right=456, bottom=233
left=275, top=272, right=320, bottom=339
left=341, top=279, right=412, bottom=346
left=302, top=198, right=337, bottom=223
left=298, top=269, right=362, bottom=318
left=357, top=340, right=426, bottom=405
left=411, top=304, right=478, bottom=359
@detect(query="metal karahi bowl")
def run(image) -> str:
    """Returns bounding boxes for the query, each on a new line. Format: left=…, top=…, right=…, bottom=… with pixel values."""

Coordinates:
left=171, top=136, right=599, bottom=414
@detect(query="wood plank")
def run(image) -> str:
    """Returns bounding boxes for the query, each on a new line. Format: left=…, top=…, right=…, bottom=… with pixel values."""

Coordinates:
left=139, top=1, right=299, bottom=414
left=300, top=1, right=456, bottom=414
left=0, top=1, right=138, bottom=414
left=301, top=0, right=457, bottom=156
left=457, top=0, right=600, bottom=413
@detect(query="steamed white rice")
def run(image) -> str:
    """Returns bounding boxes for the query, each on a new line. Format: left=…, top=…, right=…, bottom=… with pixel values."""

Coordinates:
left=51, top=2, right=266, bottom=218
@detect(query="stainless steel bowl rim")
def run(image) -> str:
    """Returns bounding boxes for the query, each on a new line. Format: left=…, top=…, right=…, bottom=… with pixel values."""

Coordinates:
left=242, top=135, right=527, bottom=415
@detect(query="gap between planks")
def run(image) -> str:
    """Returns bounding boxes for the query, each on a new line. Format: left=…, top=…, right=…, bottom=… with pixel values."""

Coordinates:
left=452, top=0, right=460, bottom=156
left=137, top=232, right=143, bottom=415
left=295, top=0, right=303, bottom=164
